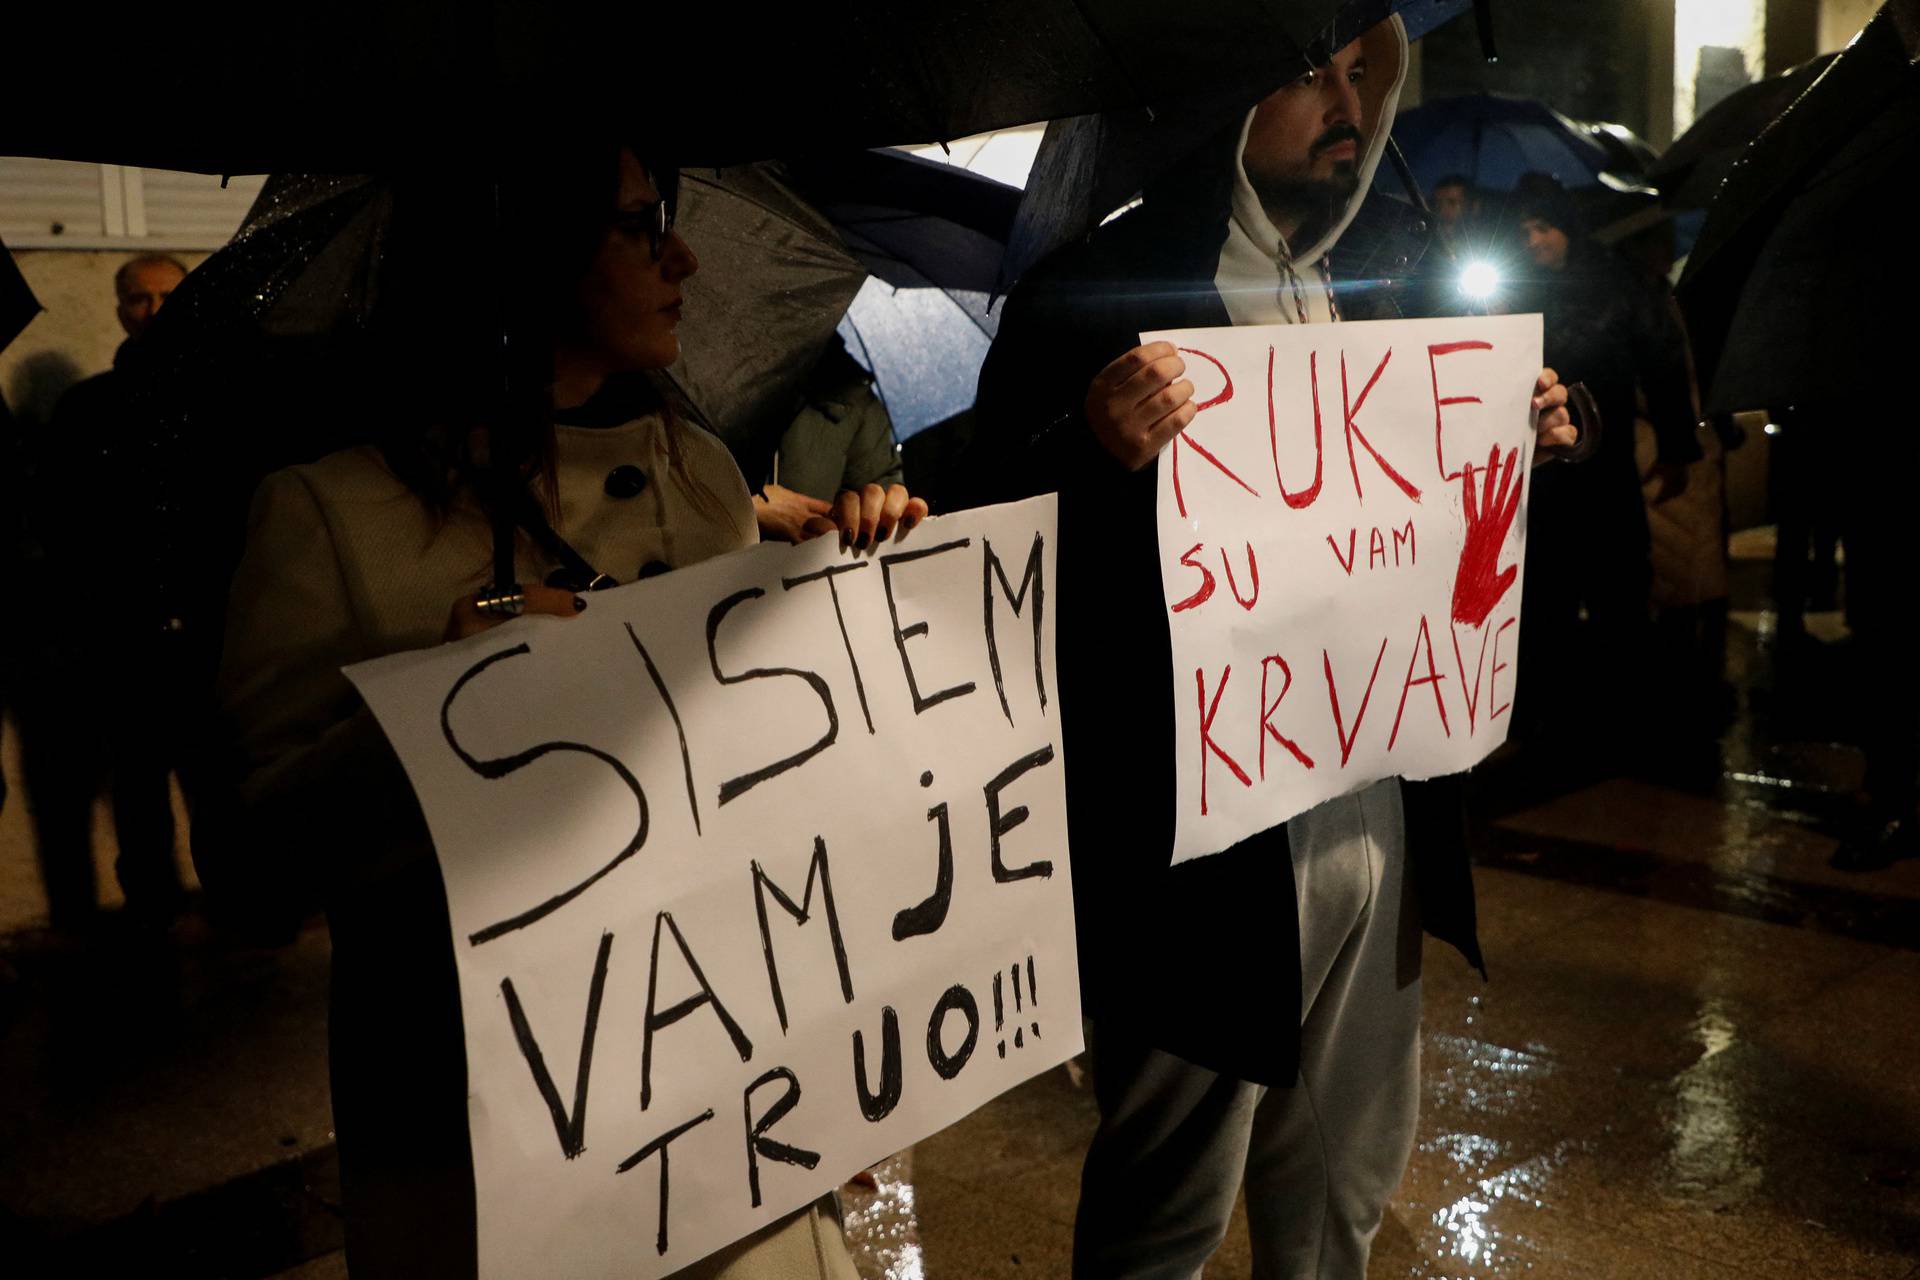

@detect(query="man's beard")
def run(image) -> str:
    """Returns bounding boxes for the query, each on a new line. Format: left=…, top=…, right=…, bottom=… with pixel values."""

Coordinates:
left=1249, top=121, right=1366, bottom=245
left=1252, top=162, right=1360, bottom=246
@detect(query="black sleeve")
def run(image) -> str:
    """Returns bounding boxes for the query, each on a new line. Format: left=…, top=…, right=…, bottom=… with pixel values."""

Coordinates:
left=1631, top=278, right=1705, bottom=466
left=965, top=260, right=1135, bottom=509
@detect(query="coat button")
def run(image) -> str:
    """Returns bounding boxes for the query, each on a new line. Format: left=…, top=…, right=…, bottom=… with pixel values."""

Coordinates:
left=637, top=560, right=672, bottom=579
left=605, top=464, right=649, bottom=498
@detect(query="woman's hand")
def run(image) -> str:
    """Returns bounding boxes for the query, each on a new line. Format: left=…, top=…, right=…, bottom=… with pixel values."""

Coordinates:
left=444, top=584, right=588, bottom=642
left=1533, top=367, right=1577, bottom=458
left=803, top=483, right=930, bottom=550
left=754, top=483, right=835, bottom=544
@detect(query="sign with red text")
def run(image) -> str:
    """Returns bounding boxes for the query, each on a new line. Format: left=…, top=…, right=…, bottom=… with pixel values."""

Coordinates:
left=344, top=498, right=1076, bottom=1279
left=1144, top=315, right=1543, bottom=864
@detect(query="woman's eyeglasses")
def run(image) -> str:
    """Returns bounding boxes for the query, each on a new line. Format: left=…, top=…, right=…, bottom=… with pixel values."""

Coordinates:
left=615, top=201, right=675, bottom=262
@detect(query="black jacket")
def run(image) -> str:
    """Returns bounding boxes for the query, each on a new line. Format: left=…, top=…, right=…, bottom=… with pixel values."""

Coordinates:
left=971, top=147, right=1482, bottom=1086
left=1510, top=241, right=1700, bottom=479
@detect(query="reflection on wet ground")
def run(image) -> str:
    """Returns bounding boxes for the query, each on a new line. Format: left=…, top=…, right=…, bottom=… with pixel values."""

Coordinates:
left=836, top=566, right=1920, bottom=1276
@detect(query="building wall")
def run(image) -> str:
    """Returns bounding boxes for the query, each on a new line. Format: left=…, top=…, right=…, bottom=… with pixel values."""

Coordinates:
left=1420, top=0, right=1658, bottom=135
left=1819, top=0, right=1881, bottom=50
left=1, top=249, right=210, bottom=427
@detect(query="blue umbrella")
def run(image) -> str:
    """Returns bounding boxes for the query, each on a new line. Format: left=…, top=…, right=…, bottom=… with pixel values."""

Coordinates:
left=837, top=275, right=999, bottom=441
left=1392, top=93, right=1615, bottom=193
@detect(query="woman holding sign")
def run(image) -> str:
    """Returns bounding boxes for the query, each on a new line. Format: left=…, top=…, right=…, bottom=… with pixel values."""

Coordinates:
left=216, top=146, right=920, bottom=1278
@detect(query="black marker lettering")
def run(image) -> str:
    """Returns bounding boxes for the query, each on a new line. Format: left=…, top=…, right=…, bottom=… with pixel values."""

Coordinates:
left=892, top=797, right=954, bottom=940
left=984, top=745, right=1057, bottom=883
left=625, top=624, right=702, bottom=836
left=707, top=588, right=838, bottom=806
left=500, top=930, right=613, bottom=1159
left=880, top=539, right=977, bottom=713
left=782, top=562, right=875, bottom=734
left=616, top=1109, right=716, bottom=1256
left=852, top=1006, right=903, bottom=1122
left=743, top=1067, right=821, bottom=1208
left=982, top=533, right=1048, bottom=727
left=926, top=984, right=980, bottom=1080
left=642, top=912, right=752, bottom=1110
left=751, top=836, right=856, bottom=1034
left=441, top=645, right=648, bottom=945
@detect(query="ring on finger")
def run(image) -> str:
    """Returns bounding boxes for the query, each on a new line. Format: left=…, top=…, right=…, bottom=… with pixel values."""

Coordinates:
left=474, top=586, right=527, bottom=618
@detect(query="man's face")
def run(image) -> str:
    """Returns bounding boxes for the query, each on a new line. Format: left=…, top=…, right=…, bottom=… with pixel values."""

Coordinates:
left=115, top=261, right=186, bottom=339
left=1521, top=217, right=1570, bottom=272
left=1433, top=184, right=1468, bottom=227
left=1243, top=38, right=1369, bottom=216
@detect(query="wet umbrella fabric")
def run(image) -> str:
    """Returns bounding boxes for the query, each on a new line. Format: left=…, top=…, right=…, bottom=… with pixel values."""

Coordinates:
left=140, top=152, right=1023, bottom=499
left=1676, top=3, right=1919, bottom=415
left=668, top=152, right=1020, bottom=470
left=1650, top=54, right=1838, bottom=211
left=4, top=1, right=1352, bottom=175
left=1392, top=94, right=1615, bottom=193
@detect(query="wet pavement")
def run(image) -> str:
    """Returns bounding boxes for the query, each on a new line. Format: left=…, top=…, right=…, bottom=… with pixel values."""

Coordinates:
left=2, top=534, right=1917, bottom=1277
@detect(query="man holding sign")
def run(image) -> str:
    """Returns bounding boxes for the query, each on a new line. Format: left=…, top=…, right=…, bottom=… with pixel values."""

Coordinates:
left=975, top=13, right=1579, bottom=1278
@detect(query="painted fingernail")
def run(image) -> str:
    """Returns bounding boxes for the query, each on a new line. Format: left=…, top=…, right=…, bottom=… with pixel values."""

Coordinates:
left=856, top=533, right=871, bottom=550
left=573, top=595, right=588, bottom=612
left=876, top=524, right=892, bottom=542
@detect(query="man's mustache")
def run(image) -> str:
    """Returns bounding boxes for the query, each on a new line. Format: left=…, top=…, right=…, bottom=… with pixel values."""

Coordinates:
left=1311, top=124, right=1364, bottom=156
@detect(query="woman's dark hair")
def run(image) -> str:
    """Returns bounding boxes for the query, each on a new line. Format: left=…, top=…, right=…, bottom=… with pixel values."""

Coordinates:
left=368, top=141, right=680, bottom=513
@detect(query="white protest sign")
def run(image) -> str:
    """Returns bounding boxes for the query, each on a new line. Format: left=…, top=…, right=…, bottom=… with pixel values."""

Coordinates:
left=1144, top=314, right=1544, bottom=864
left=344, top=497, right=1077, bottom=1278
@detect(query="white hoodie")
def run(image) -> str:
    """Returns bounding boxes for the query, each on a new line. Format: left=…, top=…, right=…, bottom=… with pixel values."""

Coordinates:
left=1214, top=15, right=1410, bottom=326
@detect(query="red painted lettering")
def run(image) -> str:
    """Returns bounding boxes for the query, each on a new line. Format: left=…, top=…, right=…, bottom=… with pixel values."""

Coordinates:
left=1197, top=665, right=1252, bottom=814
left=1170, top=543, right=1216, bottom=613
left=1449, top=620, right=1494, bottom=734
left=1491, top=617, right=1517, bottom=720
left=1392, top=520, right=1416, bottom=565
left=1259, top=655, right=1315, bottom=776
left=1328, top=529, right=1357, bottom=575
left=1368, top=526, right=1387, bottom=570
left=1342, top=347, right=1422, bottom=505
left=1270, top=346, right=1324, bottom=509
left=1221, top=543, right=1260, bottom=611
left=1388, top=614, right=1451, bottom=750
left=1170, top=347, right=1257, bottom=519
left=1428, top=339, right=1493, bottom=483
left=1322, top=638, right=1389, bottom=767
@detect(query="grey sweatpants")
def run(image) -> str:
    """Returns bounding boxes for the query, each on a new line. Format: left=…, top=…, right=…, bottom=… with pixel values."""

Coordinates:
left=1073, top=781, right=1423, bottom=1280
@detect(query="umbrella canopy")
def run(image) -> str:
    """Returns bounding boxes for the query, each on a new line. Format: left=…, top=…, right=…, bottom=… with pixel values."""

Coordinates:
left=1676, top=2, right=1918, bottom=415
left=669, top=151, right=1021, bottom=473
left=5, top=1, right=1354, bottom=174
left=1392, top=93, right=1615, bottom=193
left=1650, top=53, right=1839, bottom=211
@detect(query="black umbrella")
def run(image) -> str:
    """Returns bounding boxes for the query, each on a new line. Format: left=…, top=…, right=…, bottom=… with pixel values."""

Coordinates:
left=1650, top=53, right=1839, bottom=211
left=1676, top=2, right=1919, bottom=415
left=1, top=235, right=41, bottom=356
left=5, top=2, right=1357, bottom=174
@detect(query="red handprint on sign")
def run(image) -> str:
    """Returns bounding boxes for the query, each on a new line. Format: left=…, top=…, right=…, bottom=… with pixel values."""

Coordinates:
left=1451, top=443, right=1522, bottom=629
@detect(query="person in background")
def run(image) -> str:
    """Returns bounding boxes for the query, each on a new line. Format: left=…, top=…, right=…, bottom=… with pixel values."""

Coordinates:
left=18, top=253, right=192, bottom=932
left=1508, top=173, right=1701, bottom=769
left=1430, top=172, right=1475, bottom=247
left=751, top=333, right=913, bottom=548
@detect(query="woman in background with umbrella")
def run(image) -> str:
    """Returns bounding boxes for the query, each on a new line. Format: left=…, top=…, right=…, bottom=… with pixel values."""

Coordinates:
left=215, top=142, right=917, bottom=1278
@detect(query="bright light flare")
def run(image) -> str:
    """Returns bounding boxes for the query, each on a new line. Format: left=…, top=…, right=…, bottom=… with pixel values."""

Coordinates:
left=1459, top=260, right=1500, bottom=300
